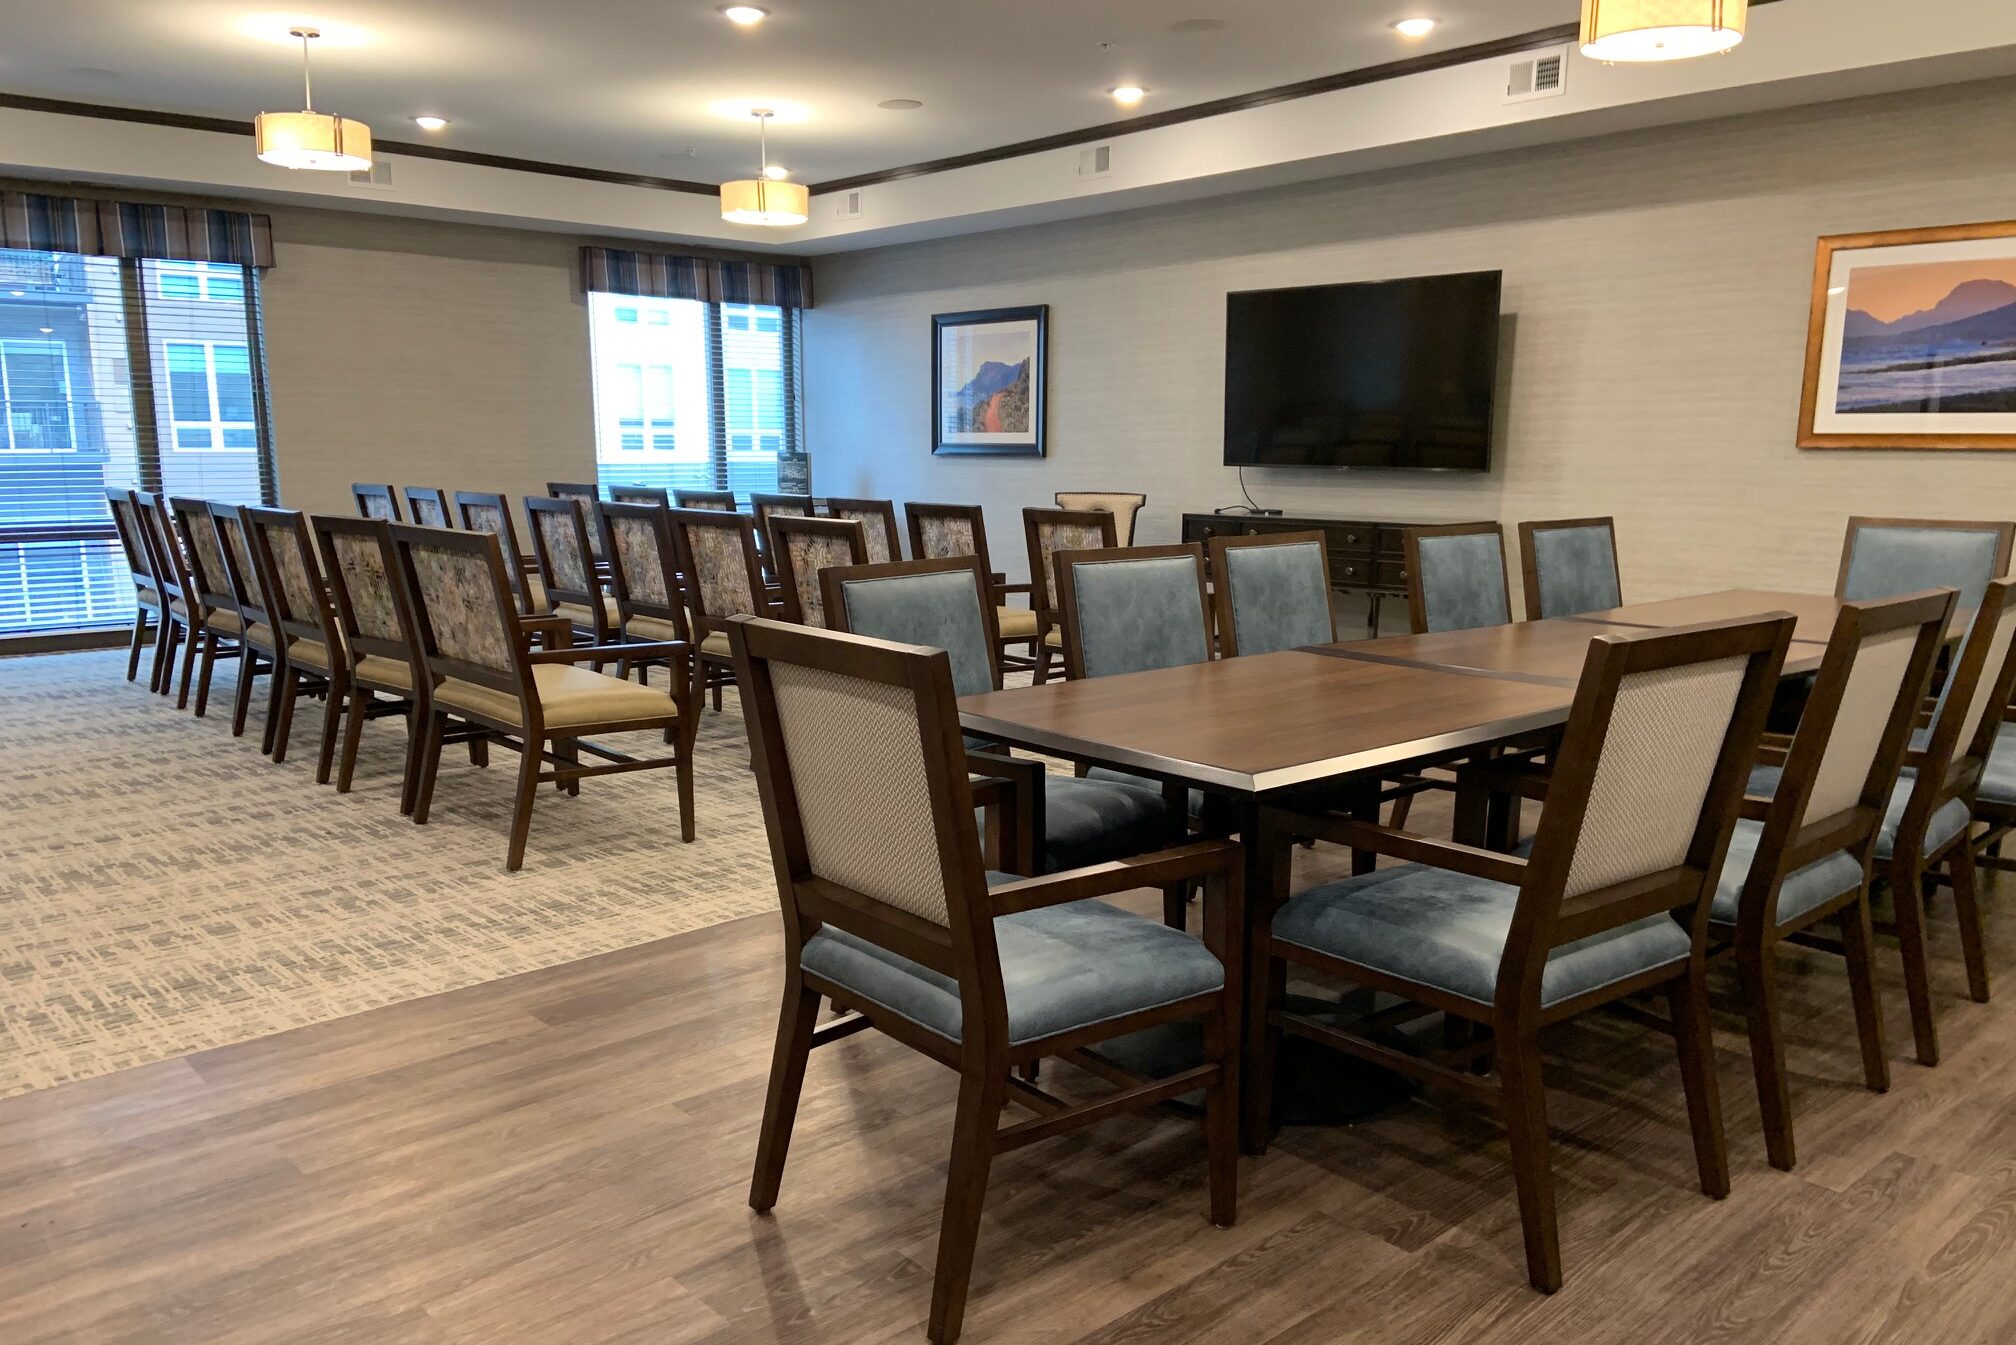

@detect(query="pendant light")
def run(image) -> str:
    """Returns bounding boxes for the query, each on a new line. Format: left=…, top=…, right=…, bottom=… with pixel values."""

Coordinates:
left=255, top=28, right=374, bottom=171
left=720, top=110, right=809, bottom=227
left=1579, top=0, right=1747, bottom=62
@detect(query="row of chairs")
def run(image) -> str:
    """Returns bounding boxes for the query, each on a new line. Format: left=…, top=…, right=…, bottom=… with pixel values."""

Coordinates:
left=104, top=490, right=697, bottom=870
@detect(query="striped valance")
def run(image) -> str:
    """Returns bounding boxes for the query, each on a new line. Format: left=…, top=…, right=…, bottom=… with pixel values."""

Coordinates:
left=582, top=247, right=812, bottom=309
left=1, top=191, right=275, bottom=268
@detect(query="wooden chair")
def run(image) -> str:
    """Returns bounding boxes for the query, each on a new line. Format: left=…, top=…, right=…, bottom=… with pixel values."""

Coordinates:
left=526, top=495, right=618, bottom=651
left=139, top=492, right=199, bottom=704
left=313, top=514, right=432, bottom=808
left=1518, top=517, right=1622, bottom=621
left=771, top=514, right=866, bottom=627
left=1023, top=507, right=1119, bottom=683
left=392, top=524, right=696, bottom=870
left=1054, top=491, right=1147, bottom=547
left=673, top=488, right=737, bottom=511
left=1709, top=588, right=1953, bottom=1170
left=243, top=507, right=349, bottom=769
left=595, top=499, right=692, bottom=690
left=822, top=554, right=1189, bottom=882
left=730, top=614, right=1242, bottom=1345
left=751, top=491, right=813, bottom=581
left=1836, top=516, right=2015, bottom=609
left=402, top=487, right=453, bottom=529
left=208, top=502, right=285, bottom=750
left=667, top=506, right=771, bottom=712
left=1207, top=530, right=1333, bottom=657
left=545, top=481, right=605, bottom=561
left=105, top=488, right=167, bottom=688
left=1245, top=612, right=1796, bottom=1292
left=454, top=491, right=541, bottom=615
left=351, top=483, right=402, bottom=523
left=609, top=484, right=671, bottom=507
left=824, top=496, right=903, bottom=564
left=906, top=502, right=1036, bottom=669
left=1053, top=541, right=1209, bottom=683
left=1404, top=522, right=1511, bottom=634
left=166, top=496, right=246, bottom=718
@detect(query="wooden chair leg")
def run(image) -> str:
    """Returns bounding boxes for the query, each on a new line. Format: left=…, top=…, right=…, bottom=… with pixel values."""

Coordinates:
left=554, top=737, right=581, bottom=796
left=1840, top=894, right=1891, bottom=1094
left=504, top=737, right=543, bottom=870
left=1948, top=847, right=1991, bottom=1005
left=175, top=622, right=199, bottom=708
left=412, top=712, right=449, bottom=826
left=1495, top=1028, right=1562, bottom=1293
left=336, top=690, right=370, bottom=794
left=748, top=980, right=822, bottom=1213
left=124, top=609, right=147, bottom=681
left=676, top=721, right=697, bottom=843
left=230, top=644, right=258, bottom=739
left=1203, top=999, right=1239, bottom=1228
left=927, top=1066, right=1006, bottom=1345
left=268, top=668, right=298, bottom=762
left=1887, top=859, right=1942, bottom=1066
left=1736, top=940, right=1795, bottom=1172
left=1161, top=883, right=1189, bottom=930
left=151, top=619, right=176, bottom=695
left=193, top=634, right=220, bottom=717
left=1241, top=945, right=1286, bottom=1156
left=1387, top=791, right=1413, bottom=831
left=1668, top=970, right=1731, bottom=1198
left=398, top=703, right=427, bottom=817
left=314, top=682, right=345, bottom=785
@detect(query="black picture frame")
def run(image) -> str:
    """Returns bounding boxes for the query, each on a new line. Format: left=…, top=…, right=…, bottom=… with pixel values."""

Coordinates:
left=931, top=305, right=1047, bottom=458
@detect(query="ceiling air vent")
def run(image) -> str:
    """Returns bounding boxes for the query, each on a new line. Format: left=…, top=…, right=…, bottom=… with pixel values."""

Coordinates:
left=833, top=190, right=862, bottom=222
left=1076, top=144, right=1112, bottom=180
left=348, top=160, right=394, bottom=189
left=1504, top=45, right=1568, bottom=104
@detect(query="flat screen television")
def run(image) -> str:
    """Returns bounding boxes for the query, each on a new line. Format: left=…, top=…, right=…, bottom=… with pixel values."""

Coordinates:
left=1223, top=270, right=1502, bottom=471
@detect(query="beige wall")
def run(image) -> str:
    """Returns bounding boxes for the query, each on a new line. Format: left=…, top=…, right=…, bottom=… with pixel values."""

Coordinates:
left=804, top=77, right=2016, bottom=604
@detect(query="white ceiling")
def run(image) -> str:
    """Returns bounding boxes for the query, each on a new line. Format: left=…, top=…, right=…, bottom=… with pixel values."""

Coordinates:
left=0, top=0, right=1576, bottom=185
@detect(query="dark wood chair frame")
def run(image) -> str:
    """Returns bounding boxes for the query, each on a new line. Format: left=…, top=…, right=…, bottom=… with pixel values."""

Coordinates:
left=105, top=488, right=167, bottom=688
left=905, top=501, right=1035, bottom=672
left=608, top=484, right=671, bottom=507
left=1206, top=529, right=1334, bottom=658
left=139, top=492, right=203, bottom=705
left=240, top=506, right=347, bottom=770
left=1402, top=521, right=1512, bottom=635
left=751, top=491, right=815, bottom=581
left=673, top=488, right=738, bottom=511
left=667, top=505, right=772, bottom=713
left=1245, top=613, right=1796, bottom=1294
left=824, top=496, right=904, bottom=564
left=1053, top=491, right=1147, bottom=547
left=770, top=513, right=867, bottom=627
left=545, top=481, right=605, bottom=562
left=1023, top=507, right=1119, bottom=684
left=1833, top=516, right=2016, bottom=600
left=166, top=496, right=247, bottom=719
left=593, top=499, right=694, bottom=692
left=453, top=491, right=540, bottom=616
left=1051, top=541, right=1208, bottom=684
left=351, top=483, right=402, bottom=523
left=313, top=514, right=437, bottom=809
left=208, top=501, right=286, bottom=751
left=730, top=614, right=1244, bottom=1345
left=1516, top=516, right=1620, bottom=622
left=390, top=524, right=696, bottom=870
left=402, top=486, right=455, bottom=529
left=526, top=495, right=615, bottom=653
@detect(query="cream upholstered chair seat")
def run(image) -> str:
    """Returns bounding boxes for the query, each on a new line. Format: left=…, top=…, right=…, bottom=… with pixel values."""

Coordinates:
left=701, top=631, right=733, bottom=657
left=434, top=664, right=680, bottom=730
left=555, top=595, right=621, bottom=627
left=353, top=653, right=414, bottom=690
left=625, top=614, right=686, bottom=642
left=1042, top=626, right=1064, bottom=648
left=996, top=606, right=1038, bottom=639
left=173, top=600, right=241, bottom=634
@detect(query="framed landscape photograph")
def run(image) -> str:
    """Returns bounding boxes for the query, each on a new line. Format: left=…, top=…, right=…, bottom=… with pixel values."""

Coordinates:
left=1800, top=219, right=2016, bottom=450
left=932, top=305, right=1046, bottom=457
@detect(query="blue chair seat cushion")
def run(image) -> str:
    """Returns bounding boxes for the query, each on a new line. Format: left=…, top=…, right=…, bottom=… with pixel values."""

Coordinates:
left=1084, top=765, right=1206, bottom=820
left=1749, top=766, right=1970, bottom=862
left=800, top=896, right=1224, bottom=1046
left=1710, top=818, right=1866, bottom=925
left=1979, top=724, right=2016, bottom=808
left=1040, top=774, right=1185, bottom=874
left=1271, top=863, right=1690, bottom=1008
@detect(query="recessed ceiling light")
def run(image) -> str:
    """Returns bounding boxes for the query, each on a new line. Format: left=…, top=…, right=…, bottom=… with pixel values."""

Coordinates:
left=412, top=115, right=448, bottom=131
left=1169, top=18, right=1227, bottom=34
left=1391, top=17, right=1438, bottom=38
left=1110, top=85, right=1147, bottom=105
left=722, top=5, right=768, bottom=24
left=38, top=326, right=53, bottom=334
left=877, top=97, right=923, bottom=111
left=762, top=164, right=789, bottom=180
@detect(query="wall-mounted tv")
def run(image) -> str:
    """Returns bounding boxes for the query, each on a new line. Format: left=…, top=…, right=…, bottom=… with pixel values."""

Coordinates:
left=1223, top=270, right=1502, bottom=472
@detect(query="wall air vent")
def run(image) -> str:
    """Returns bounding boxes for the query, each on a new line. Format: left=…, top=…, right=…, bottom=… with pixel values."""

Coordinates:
left=1504, top=45, right=1569, bottom=104
left=1076, top=144, right=1112, bottom=180
left=833, top=190, right=862, bottom=222
left=348, top=160, right=394, bottom=189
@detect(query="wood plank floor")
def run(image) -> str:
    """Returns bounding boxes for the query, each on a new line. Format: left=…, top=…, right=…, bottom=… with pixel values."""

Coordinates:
left=6, top=802, right=2016, bottom=1344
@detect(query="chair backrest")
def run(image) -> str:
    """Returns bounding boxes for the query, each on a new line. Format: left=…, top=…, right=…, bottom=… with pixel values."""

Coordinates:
left=546, top=481, right=604, bottom=559
left=137, top=492, right=189, bottom=604
left=389, top=523, right=531, bottom=704
left=1506, top=614, right=1795, bottom=1010
left=609, top=484, right=671, bottom=507
left=525, top=495, right=601, bottom=623
left=730, top=615, right=996, bottom=1000
left=1404, top=522, right=1512, bottom=634
left=597, top=499, right=690, bottom=641
left=1837, top=517, right=2015, bottom=612
left=825, top=497, right=903, bottom=565
left=168, top=496, right=235, bottom=614
left=822, top=556, right=1003, bottom=697
left=1902, top=577, right=2016, bottom=842
left=313, top=513, right=415, bottom=670
left=208, top=501, right=272, bottom=638
left=1055, top=542, right=1211, bottom=681
left=453, top=491, right=535, bottom=614
left=1209, top=530, right=1335, bottom=657
left=905, top=502, right=993, bottom=577
left=105, top=489, right=156, bottom=594
left=668, top=506, right=768, bottom=633
left=772, top=514, right=867, bottom=628
left=1518, top=517, right=1622, bottom=621
left=246, top=506, right=342, bottom=658
left=352, top=483, right=402, bottom=523
left=752, top=492, right=814, bottom=572
left=1054, top=491, right=1147, bottom=547
left=403, top=487, right=453, bottom=529
left=673, top=488, right=737, bottom=512
left=1023, top=506, right=1119, bottom=616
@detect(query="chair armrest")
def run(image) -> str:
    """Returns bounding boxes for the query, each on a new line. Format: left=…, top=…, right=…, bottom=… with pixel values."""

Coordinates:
left=1267, top=808, right=1528, bottom=886
left=986, top=839, right=1241, bottom=917
left=993, top=580, right=1032, bottom=597
left=517, top=614, right=574, bottom=648
left=967, top=749, right=1042, bottom=876
left=528, top=639, right=688, bottom=666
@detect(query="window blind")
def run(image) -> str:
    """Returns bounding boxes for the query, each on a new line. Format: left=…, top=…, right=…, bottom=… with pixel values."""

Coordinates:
left=0, top=248, right=277, bottom=635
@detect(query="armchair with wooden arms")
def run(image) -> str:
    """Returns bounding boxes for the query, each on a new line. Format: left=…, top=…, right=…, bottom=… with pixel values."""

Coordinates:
left=905, top=501, right=1035, bottom=670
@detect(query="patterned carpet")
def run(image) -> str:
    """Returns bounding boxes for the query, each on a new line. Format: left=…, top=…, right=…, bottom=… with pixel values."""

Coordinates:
left=0, top=648, right=783, bottom=1097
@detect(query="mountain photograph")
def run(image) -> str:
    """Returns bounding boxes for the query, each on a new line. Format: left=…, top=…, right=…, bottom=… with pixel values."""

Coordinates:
left=946, top=356, right=1032, bottom=433
left=1835, top=260, right=2016, bottom=414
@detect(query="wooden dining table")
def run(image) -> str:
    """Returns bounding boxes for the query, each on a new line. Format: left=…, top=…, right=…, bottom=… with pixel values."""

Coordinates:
left=957, top=589, right=1855, bottom=1136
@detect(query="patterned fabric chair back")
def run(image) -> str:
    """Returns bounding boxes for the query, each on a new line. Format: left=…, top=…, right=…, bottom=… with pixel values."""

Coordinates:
left=824, top=557, right=1002, bottom=697
left=669, top=507, right=768, bottom=631
left=169, top=496, right=235, bottom=613
left=1919, top=579, right=2016, bottom=794
left=674, top=489, right=737, bottom=511
left=1519, top=517, right=1622, bottom=621
left=1837, top=517, right=2014, bottom=612
left=826, top=497, right=902, bottom=565
left=610, top=485, right=671, bottom=507
left=1023, top=507, right=1118, bottom=614
left=599, top=500, right=690, bottom=639
left=352, top=484, right=401, bottom=523
left=138, top=493, right=188, bottom=603
left=314, top=514, right=411, bottom=666
left=391, top=524, right=525, bottom=690
left=209, top=502, right=268, bottom=626
left=453, top=491, right=535, bottom=613
left=105, top=490, right=156, bottom=592
left=1056, top=543, right=1210, bottom=681
left=1405, top=523, right=1511, bottom=634
left=546, top=482, right=605, bottom=559
left=1211, top=531, right=1334, bottom=657
left=248, top=507, right=342, bottom=655
left=526, top=495, right=598, bottom=609
left=905, top=502, right=987, bottom=567
left=774, top=515, right=867, bottom=628
left=1053, top=492, right=1147, bottom=547
left=404, top=487, right=452, bottom=529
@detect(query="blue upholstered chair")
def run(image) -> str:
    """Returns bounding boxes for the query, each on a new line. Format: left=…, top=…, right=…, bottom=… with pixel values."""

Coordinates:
left=820, top=555, right=1186, bottom=881
left=1208, top=530, right=1335, bottom=657
left=1023, top=506, right=1120, bottom=683
left=1836, top=516, right=2013, bottom=611
left=1246, top=612, right=1797, bottom=1294
left=731, top=614, right=1241, bottom=1345
left=1404, top=523, right=1512, bottom=634
left=1053, top=541, right=1211, bottom=680
left=1517, top=517, right=1622, bottom=621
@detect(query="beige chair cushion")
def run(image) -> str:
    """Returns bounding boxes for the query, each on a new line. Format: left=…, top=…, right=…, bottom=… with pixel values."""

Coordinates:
left=555, top=597, right=622, bottom=629
left=286, top=631, right=348, bottom=670
left=996, top=606, right=1038, bottom=639
left=137, top=585, right=161, bottom=609
left=202, top=607, right=244, bottom=635
left=625, top=614, right=686, bottom=642
left=1043, top=627, right=1065, bottom=648
left=701, top=631, right=733, bottom=658
left=354, top=654, right=415, bottom=691
left=435, top=664, right=680, bottom=731
left=244, top=623, right=280, bottom=652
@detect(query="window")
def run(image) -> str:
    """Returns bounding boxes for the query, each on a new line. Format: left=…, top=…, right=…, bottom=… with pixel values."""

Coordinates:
left=586, top=293, right=800, bottom=500
left=0, top=250, right=275, bottom=636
